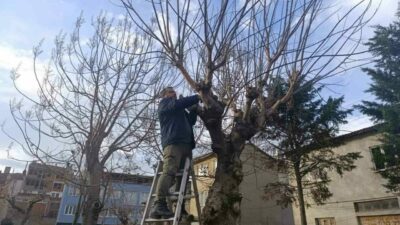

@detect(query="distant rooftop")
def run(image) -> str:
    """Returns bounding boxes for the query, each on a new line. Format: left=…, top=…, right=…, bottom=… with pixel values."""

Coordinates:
left=192, top=124, right=382, bottom=162
left=334, top=124, right=380, bottom=142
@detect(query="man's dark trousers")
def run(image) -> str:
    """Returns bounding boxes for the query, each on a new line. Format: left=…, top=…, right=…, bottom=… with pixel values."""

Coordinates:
left=155, top=143, right=192, bottom=201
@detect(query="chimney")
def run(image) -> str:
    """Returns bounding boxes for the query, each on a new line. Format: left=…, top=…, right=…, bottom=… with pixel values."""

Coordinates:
left=4, top=167, right=11, bottom=174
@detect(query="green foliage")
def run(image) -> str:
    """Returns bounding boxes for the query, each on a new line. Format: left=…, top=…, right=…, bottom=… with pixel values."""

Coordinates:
left=264, top=82, right=361, bottom=208
left=357, top=13, right=400, bottom=192
left=263, top=182, right=296, bottom=208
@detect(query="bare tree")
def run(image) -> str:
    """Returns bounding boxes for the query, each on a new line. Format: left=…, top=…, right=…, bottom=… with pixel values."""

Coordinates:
left=6, top=13, right=170, bottom=225
left=5, top=195, right=43, bottom=225
left=121, top=0, right=375, bottom=224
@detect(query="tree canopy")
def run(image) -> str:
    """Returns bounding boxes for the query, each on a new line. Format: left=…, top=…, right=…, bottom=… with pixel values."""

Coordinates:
left=263, top=82, right=361, bottom=225
left=357, top=12, right=400, bottom=192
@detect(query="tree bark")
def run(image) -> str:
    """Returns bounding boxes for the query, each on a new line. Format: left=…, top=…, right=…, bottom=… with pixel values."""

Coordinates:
left=198, top=97, right=252, bottom=225
left=82, top=159, right=103, bottom=225
left=202, top=148, right=243, bottom=225
left=294, top=162, right=307, bottom=225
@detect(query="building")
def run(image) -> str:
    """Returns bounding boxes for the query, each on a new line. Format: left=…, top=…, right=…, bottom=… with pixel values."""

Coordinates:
left=23, top=161, right=69, bottom=198
left=189, top=144, right=295, bottom=225
left=56, top=173, right=153, bottom=225
left=291, top=125, right=400, bottom=225
left=0, top=162, right=71, bottom=225
left=23, top=162, right=71, bottom=219
left=0, top=167, right=21, bottom=220
left=188, top=125, right=400, bottom=225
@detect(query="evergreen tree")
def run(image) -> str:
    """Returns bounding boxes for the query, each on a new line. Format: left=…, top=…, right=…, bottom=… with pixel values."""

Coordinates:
left=263, top=82, right=361, bottom=225
left=357, top=13, right=400, bottom=192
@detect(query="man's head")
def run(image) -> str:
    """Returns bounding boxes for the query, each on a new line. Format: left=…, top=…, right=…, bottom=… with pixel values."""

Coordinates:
left=161, top=87, right=177, bottom=99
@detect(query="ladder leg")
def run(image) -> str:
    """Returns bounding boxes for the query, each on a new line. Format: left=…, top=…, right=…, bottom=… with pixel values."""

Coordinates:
left=141, top=161, right=163, bottom=225
left=173, top=158, right=191, bottom=225
left=190, top=165, right=202, bottom=225
left=141, top=158, right=202, bottom=225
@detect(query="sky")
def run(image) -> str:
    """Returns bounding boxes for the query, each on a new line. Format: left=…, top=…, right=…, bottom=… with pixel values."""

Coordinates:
left=0, top=0, right=398, bottom=172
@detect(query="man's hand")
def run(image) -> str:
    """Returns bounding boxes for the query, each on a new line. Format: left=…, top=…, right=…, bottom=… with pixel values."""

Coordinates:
left=187, top=103, right=199, bottom=112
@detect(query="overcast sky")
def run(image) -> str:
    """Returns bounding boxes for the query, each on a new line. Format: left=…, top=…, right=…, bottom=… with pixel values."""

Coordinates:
left=0, top=0, right=398, bottom=172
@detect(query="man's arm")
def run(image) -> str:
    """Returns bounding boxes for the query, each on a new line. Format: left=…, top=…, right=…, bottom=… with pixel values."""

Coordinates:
left=159, top=95, right=200, bottom=114
left=186, top=106, right=198, bottom=126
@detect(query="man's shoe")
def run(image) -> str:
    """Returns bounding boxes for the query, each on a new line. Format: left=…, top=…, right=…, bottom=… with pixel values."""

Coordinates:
left=149, top=200, right=174, bottom=219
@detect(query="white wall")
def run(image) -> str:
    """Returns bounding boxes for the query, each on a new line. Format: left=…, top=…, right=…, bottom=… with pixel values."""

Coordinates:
left=291, top=133, right=400, bottom=225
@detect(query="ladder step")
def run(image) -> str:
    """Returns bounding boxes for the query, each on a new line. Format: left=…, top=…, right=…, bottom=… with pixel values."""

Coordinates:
left=144, top=218, right=174, bottom=222
left=157, top=172, right=184, bottom=176
left=171, top=195, right=196, bottom=200
left=144, top=217, right=200, bottom=223
left=151, top=193, right=196, bottom=200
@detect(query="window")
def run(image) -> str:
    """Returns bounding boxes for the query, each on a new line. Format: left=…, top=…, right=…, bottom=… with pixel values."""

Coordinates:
left=64, top=205, right=75, bottom=215
left=371, top=146, right=399, bottom=170
left=112, top=190, right=122, bottom=199
left=123, top=191, right=137, bottom=203
left=53, top=182, right=63, bottom=191
left=51, top=192, right=60, bottom=198
left=198, top=164, right=209, bottom=176
left=315, top=217, right=335, bottom=225
left=354, top=198, right=399, bottom=212
left=69, top=186, right=80, bottom=196
left=371, top=147, right=386, bottom=170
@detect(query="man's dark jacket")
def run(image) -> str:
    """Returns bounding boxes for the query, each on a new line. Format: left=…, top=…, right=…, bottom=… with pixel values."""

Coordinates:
left=158, top=95, right=199, bottom=149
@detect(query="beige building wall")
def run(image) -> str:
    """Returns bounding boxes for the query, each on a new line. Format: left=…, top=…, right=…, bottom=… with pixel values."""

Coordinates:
left=189, top=144, right=294, bottom=225
left=292, top=133, right=400, bottom=225
left=240, top=144, right=295, bottom=225
left=189, top=154, right=216, bottom=218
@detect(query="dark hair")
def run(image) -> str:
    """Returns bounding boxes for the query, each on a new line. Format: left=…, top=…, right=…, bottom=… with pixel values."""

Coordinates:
left=160, top=87, right=174, bottom=97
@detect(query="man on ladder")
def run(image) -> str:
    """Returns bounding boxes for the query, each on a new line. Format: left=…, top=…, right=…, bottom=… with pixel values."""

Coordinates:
left=149, top=87, right=200, bottom=219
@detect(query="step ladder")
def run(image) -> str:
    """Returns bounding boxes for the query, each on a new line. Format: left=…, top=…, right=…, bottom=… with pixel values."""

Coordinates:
left=141, top=158, right=202, bottom=225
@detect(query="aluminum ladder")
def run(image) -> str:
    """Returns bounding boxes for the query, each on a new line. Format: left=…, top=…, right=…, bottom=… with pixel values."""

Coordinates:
left=141, top=158, right=202, bottom=225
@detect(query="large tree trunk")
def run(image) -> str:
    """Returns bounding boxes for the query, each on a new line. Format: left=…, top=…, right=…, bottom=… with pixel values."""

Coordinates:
left=202, top=146, right=243, bottom=225
left=199, top=111, right=247, bottom=225
left=82, top=158, right=103, bottom=225
left=198, top=96, right=253, bottom=225
left=294, top=162, right=307, bottom=225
